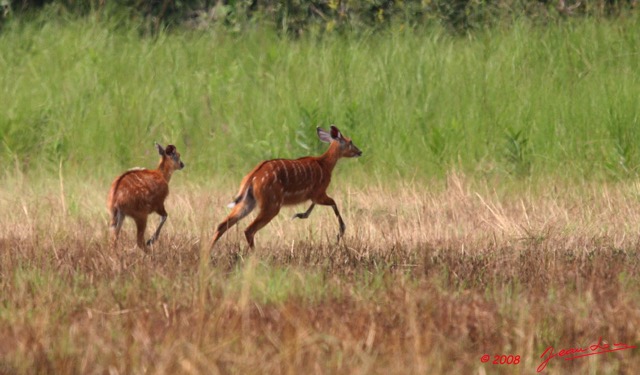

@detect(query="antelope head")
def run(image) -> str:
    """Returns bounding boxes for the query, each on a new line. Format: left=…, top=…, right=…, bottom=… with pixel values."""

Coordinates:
left=317, top=125, right=363, bottom=158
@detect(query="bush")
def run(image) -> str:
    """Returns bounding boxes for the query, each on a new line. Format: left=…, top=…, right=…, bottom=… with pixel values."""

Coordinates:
left=4, top=0, right=638, bottom=35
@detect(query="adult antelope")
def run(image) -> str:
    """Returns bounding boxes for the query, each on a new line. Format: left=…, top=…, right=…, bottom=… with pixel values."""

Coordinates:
left=210, top=125, right=362, bottom=249
left=107, top=143, right=185, bottom=251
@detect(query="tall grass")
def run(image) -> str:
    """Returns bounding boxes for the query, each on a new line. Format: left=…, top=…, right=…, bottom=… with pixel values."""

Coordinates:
left=1, top=14, right=639, bottom=183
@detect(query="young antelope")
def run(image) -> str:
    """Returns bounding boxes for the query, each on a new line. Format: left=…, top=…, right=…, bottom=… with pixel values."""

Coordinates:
left=107, top=143, right=185, bottom=251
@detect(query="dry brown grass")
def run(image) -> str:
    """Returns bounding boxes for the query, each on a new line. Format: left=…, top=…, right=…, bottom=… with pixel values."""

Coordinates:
left=1, top=172, right=639, bottom=374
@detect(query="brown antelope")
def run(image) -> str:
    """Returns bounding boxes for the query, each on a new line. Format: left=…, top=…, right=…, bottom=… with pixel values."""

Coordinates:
left=107, top=143, right=185, bottom=251
left=210, top=125, right=362, bottom=249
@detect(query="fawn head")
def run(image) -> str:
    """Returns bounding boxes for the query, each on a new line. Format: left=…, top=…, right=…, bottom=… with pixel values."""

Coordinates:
left=156, top=143, right=185, bottom=170
left=317, top=125, right=362, bottom=158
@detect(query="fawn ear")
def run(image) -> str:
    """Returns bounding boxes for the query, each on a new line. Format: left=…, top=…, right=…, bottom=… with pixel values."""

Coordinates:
left=165, top=145, right=176, bottom=155
left=155, top=143, right=165, bottom=156
left=330, top=125, right=343, bottom=141
left=317, top=127, right=333, bottom=143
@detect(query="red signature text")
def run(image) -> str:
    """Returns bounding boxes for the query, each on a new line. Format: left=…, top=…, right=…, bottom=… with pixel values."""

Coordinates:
left=537, top=337, right=636, bottom=372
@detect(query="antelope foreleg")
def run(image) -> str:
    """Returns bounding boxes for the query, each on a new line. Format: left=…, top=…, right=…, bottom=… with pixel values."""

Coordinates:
left=331, top=204, right=346, bottom=241
left=315, top=195, right=346, bottom=242
left=147, top=214, right=167, bottom=246
left=292, top=203, right=316, bottom=220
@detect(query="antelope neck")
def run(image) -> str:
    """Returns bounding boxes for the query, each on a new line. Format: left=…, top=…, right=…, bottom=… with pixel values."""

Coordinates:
left=316, top=141, right=341, bottom=172
left=157, top=159, right=175, bottom=182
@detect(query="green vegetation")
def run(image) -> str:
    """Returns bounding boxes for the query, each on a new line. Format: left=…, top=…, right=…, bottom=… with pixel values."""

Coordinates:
left=1, top=9, right=640, bottom=375
left=1, top=13, right=640, bottom=183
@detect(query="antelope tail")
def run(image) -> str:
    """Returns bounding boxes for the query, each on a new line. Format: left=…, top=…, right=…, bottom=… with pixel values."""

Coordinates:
left=227, top=197, right=241, bottom=208
left=226, top=176, right=256, bottom=219
left=226, top=161, right=269, bottom=208
left=224, top=183, right=256, bottom=225
left=227, top=176, right=254, bottom=208
left=211, top=179, right=257, bottom=249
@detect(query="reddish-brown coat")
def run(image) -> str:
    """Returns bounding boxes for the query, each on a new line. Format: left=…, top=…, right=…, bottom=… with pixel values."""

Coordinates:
left=107, top=143, right=184, bottom=251
left=211, top=125, right=362, bottom=249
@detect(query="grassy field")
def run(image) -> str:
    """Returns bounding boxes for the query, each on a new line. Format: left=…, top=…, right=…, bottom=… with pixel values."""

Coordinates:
left=1, top=13, right=640, bottom=375
left=1, top=173, right=640, bottom=374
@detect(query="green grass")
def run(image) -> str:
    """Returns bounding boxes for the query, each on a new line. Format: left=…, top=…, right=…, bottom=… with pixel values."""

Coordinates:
left=1, top=14, right=640, bottom=184
left=2, top=13, right=640, bottom=374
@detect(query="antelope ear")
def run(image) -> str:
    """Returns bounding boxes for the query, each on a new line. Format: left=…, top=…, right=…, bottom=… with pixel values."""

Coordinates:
left=165, top=145, right=176, bottom=155
left=155, top=142, right=165, bottom=156
left=329, top=125, right=343, bottom=141
left=317, top=127, right=333, bottom=143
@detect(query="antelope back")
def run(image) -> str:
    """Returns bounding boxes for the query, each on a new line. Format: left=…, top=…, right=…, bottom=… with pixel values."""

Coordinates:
left=108, top=169, right=168, bottom=212
left=255, top=158, right=326, bottom=204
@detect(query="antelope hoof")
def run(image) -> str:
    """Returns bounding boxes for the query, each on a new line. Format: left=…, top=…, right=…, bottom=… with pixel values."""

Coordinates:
left=146, top=238, right=155, bottom=246
left=292, top=212, right=312, bottom=220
